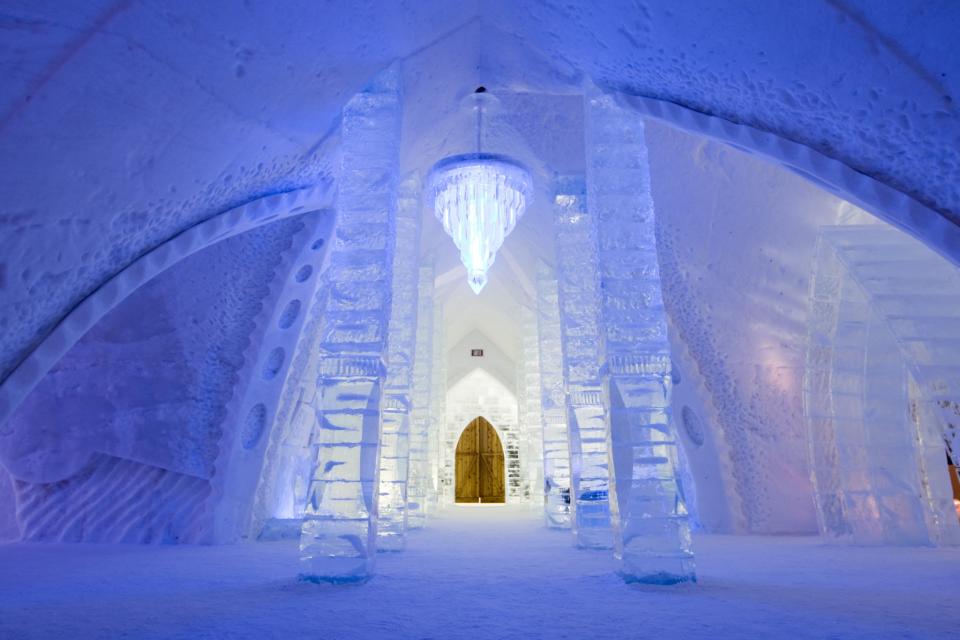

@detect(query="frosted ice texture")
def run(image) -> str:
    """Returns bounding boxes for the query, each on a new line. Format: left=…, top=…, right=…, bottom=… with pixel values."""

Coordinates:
left=428, top=156, right=532, bottom=293
left=585, top=93, right=695, bottom=583
left=552, top=176, right=613, bottom=549
left=805, top=225, right=960, bottom=546
left=377, top=176, right=422, bottom=552
left=536, top=262, right=572, bottom=528
left=427, top=298, right=446, bottom=512
left=299, top=70, right=401, bottom=583
left=407, top=263, right=435, bottom=529
left=519, top=307, right=545, bottom=502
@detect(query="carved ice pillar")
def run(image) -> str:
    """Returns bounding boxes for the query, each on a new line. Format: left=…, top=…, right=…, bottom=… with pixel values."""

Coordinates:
left=407, top=263, right=435, bottom=528
left=553, top=176, right=612, bottom=549
left=537, top=262, right=571, bottom=528
left=427, top=298, right=446, bottom=512
left=585, top=93, right=695, bottom=584
left=519, top=306, right=545, bottom=503
left=377, top=176, right=421, bottom=552
left=299, top=70, right=401, bottom=583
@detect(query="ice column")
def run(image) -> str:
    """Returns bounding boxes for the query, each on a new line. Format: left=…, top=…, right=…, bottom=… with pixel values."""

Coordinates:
left=553, top=176, right=612, bottom=548
left=377, top=176, right=421, bottom=552
left=585, top=93, right=695, bottom=584
left=407, top=263, right=435, bottom=528
left=519, top=307, right=545, bottom=502
left=427, top=298, right=446, bottom=512
left=536, top=262, right=572, bottom=528
left=299, top=70, right=401, bottom=583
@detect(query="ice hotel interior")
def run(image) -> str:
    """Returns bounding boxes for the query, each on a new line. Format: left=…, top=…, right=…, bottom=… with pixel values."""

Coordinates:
left=0, top=1, right=959, bottom=638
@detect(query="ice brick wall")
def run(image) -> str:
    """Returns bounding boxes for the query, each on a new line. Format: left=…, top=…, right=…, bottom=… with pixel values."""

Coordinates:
left=805, top=225, right=960, bottom=545
left=444, top=368, right=521, bottom=503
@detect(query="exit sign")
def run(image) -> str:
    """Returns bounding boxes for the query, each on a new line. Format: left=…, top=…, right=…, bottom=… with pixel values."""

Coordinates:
left=471, top=349, right=484, bottom=357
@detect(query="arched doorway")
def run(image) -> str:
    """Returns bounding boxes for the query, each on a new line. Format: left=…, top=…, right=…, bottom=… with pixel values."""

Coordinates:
left=455, top=417, right=505, bottom=503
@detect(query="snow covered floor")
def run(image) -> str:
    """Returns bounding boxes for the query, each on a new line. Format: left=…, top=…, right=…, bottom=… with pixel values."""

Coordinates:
left=1, top=505, right=958, bottom=639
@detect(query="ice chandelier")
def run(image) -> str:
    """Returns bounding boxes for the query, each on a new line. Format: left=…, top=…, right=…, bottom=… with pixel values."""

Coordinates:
left=426, top=90, right=533, bottom=294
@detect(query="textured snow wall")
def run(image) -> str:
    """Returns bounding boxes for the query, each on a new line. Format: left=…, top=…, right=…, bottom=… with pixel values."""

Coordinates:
left=1, top=216, right=312, bottom=543
left=251, top=225, right=338, bottom=534
left=805, top=225, right=960, bottom=545
left=210, top=211, right=335, bottom=543
left=648, top=119, right=850, bottom=534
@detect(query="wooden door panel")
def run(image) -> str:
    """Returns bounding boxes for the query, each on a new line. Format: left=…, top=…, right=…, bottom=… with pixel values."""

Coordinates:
left=456, top=454, right=479, bottom=501
left=455, top=417, right=505, bottom=504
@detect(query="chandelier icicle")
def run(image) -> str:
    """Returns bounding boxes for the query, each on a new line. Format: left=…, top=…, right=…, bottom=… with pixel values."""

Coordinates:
left=426, top=91, right=533, bottom=294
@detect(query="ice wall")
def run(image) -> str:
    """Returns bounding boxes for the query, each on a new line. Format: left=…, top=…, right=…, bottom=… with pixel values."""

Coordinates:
left=1, top=217, right=306, bottom=542
left=444, top=369, right=521, bottom=503
left=648, top=119, right=849, bottom=534
left=805, top=225, right=960, bottom=545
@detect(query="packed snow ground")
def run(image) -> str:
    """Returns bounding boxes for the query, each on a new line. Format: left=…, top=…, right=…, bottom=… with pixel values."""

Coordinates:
left=0, top=504, right=957, bottom=639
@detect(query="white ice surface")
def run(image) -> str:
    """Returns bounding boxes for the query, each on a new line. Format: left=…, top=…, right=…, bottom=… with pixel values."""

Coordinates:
left=1, top=505, right=957, bottom=639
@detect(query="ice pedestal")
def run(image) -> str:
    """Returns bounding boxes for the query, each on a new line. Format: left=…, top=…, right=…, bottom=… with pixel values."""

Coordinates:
left=553, top=176, right=612, bottom=549
left=377, top=176, right=421, bottom=552
left=585, top=93, right=695, bottom=583
left=536, top=263, right=572, bottom=528
left=407, top=263, right=436, bottom=529
left=805, top=225, right=960, bottom=546
left=299, top=69, right=401, bottom=583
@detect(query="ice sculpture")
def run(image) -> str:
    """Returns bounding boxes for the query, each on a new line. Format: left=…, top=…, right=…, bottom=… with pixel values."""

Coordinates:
left=427, top=154, right=533, bottom=293
left=585, top=92, right=695, bottom=583
left=519, top=307, right=546, bottom=501
left=536, top=262, right=572, bottom=528
left=377, top=176, right=422, bottom=552
left=552, top=176, right=612, bottom=549
left=407, top=263, right=435, bottom=528
left=299, top=69, right=402, bottom=583
left=805, top=225, right=960, bottom=545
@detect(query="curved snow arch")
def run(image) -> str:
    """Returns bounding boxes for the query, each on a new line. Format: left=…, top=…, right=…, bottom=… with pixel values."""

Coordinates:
left=617, top=92, right=960, bottom=269
left=0, top=184, right=335, bottom=431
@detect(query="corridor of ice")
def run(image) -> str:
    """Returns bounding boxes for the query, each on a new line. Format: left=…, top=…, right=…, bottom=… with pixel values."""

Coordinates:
left=1, top=1, right=959, bottom=638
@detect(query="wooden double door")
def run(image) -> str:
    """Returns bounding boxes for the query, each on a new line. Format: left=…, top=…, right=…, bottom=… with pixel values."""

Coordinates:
left=455, top=417, right=505, bottom=503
